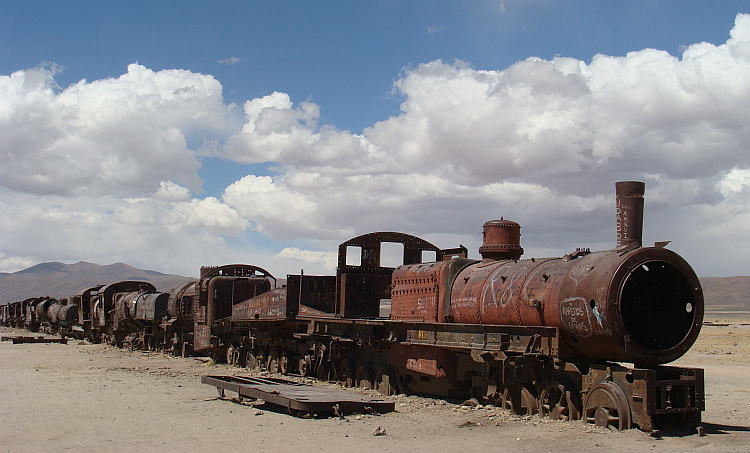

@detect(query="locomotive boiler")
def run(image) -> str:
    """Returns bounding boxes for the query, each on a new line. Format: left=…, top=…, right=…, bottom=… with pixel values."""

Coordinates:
left=387, top=181, right=704, bottom=430
left=392, top=181, right=703, bottom=366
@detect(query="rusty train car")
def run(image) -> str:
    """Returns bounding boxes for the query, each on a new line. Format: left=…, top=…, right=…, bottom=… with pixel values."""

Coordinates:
left=0, top=181, right=705, bottom=432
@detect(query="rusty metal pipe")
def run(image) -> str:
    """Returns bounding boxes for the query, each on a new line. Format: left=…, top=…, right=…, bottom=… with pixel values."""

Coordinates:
left=616, top=181, right=645, bottom=248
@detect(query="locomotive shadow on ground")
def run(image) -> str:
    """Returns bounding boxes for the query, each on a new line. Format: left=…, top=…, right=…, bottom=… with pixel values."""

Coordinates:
left=651, top=422, right=750, bottom=439
left=700, top=423, right=750, bottom=435
left=211, top=394, right=383, bottom=419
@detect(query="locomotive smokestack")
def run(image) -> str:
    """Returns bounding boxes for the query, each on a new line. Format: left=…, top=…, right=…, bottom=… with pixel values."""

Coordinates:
left=615, top=181, right=645, bottom=248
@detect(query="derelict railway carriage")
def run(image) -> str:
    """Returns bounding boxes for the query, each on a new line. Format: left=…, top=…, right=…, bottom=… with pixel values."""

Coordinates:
left=0, top=181, right=705, bottom=433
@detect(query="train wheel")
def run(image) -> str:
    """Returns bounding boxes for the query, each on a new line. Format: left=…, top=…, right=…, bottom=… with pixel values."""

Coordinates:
left=340, top=357, right=356, bottom=387
left=267, top=349, right=279, bottom=374
left=226, top=345, right=235, bottom=366
left=376, top=366, right=399, bottom=396
left=540, top=380, right=581, bottom=421
left=279, top=351, right=290, bottom=375
left=209, top=348, right=223, bottom=364
left=355, top=364, right=376, bottom=389
left=316, top=361, right=331, bottom=382
left=245, top=351, right=256, bottom=370
left=298, top=354, right=313, bottom=377
left=583, top=382, right=631, bottom=431
left=501, top=386, right=539, bottom=416
left=255, top=352, right=266, bottom=372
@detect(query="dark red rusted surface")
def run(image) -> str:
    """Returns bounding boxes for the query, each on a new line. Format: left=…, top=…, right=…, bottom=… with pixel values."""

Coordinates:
left=616, top=181, right=645, bottom=248
left=166, top=281, right=196, bottom=323
left=233, top=287, right=291, bottom=320
left=389, top=182, right=703, bottom=366
left=478, top=219, right=524, bottom=260
left=390, top=258, right=475, bottom=322
left=336, top=232, right=449, bottom=318
left=193, top=265, right=275, bottom=353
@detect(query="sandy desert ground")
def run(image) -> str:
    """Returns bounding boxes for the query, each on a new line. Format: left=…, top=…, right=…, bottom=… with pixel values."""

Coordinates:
left=1, top=317, right=749, bottom=453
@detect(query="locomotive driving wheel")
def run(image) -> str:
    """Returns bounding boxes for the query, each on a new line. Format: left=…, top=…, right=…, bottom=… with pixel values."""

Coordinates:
left=540, top=380, right=581, bottom=421
left=316, top=361, right=331, bottom=382
left=339, top=357, right=356, bottom=387
left=267, top=348, right=279, bottom=374
left=355, top=364, right=376, bottom=389
left=279, top=351, right=290, bottom=375
left=375, top=366, right=399, bottom=396
left=583, top=382, right=632, bottom=431
left=245, top=350, right=256, bottom=370
left=254, top=351, right=266, bottom=372
left=501, top=386, right=539, bottom=416
left=298, top=354, right=313, bottom=377
left=226, top=345, right=235, bottom=366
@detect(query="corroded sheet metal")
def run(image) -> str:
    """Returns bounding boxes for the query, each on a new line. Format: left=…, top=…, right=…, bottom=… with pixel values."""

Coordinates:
left=336, top=232, right=448, bottom=319
left=390, top=258, right=475, bottom=322
left=166, top=281, right=196, bottom=323
left=406, top=358, right=447, bottom=377
left=616, top=181, right=645, bottom=248
left=444, top=247, right=703, bottom=365
left=288, top=274, right=336, bottom=316
left=233, top=287, right=292, bottom=320
left=202, top=375, right=395, bottom=414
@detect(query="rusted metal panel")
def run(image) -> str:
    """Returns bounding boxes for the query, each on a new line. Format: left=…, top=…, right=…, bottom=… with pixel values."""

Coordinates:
left=338, top=273, right=391, bottom=319
left=391, top=264, right=441, bottom=322
left=399, top=323, right=559, bottom=356
left=288, top=274, right=336, bottom=316
left=406, top=358, right=447, bottom=377
left=202, top=375, right=395, bottom=415
left=390, top=258, right=475, bottom=323
left=166, top=281, right=196, bottom=323
left=135, top=292, right=169, bottom=321
left=194, top=264, right=275, bottom=354
left=233, top=287, right=292, bottom=320
left=336, top=232, right=453, bottom=319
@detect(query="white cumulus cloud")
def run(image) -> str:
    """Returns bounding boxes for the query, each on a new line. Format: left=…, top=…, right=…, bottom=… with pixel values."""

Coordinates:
left=3, top=14, right=750, bottom=279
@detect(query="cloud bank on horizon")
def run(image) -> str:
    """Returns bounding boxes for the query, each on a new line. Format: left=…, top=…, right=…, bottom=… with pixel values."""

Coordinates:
left=1, top=14, right=750, bottom=278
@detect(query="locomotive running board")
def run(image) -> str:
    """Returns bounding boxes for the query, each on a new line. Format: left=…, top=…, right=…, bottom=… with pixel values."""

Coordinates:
left=202, top=375, right=395, bottom=416
left=1, top=335, right=68, bottom=344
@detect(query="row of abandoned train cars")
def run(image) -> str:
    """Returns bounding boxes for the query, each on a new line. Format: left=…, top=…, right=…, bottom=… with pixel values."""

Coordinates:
left=1, top=182, right=705, bottom=432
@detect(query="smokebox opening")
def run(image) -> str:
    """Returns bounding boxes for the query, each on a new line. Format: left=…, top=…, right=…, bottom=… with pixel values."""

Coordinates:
left=619, top=260, right=696, bottom=351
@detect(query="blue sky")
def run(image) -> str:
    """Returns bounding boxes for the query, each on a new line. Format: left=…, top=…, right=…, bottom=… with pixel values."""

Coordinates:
left=2, top=1, right=750, bottom=280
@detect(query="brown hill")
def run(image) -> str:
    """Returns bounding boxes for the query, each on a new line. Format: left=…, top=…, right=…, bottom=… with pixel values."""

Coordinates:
left=0, top=261, right=195, bottom=303
left=700, top=276, right=750, bottom=314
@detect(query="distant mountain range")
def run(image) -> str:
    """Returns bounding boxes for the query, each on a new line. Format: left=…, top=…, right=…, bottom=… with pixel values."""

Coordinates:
left=0, top=261, right=195, bottom=303
left=1, top=262, right=748, bottom=314
left=700, top=276, right=750, bottom=315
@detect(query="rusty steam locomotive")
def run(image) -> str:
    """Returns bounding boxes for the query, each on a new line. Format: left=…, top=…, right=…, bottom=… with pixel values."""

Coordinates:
left=1, top=181, right=704, bottom=432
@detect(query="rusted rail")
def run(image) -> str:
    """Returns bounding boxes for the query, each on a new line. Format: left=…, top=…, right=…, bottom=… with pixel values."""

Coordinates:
left=202, top=375, right=395, bottom=415
left=1, top=335, right=68, bottom=344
